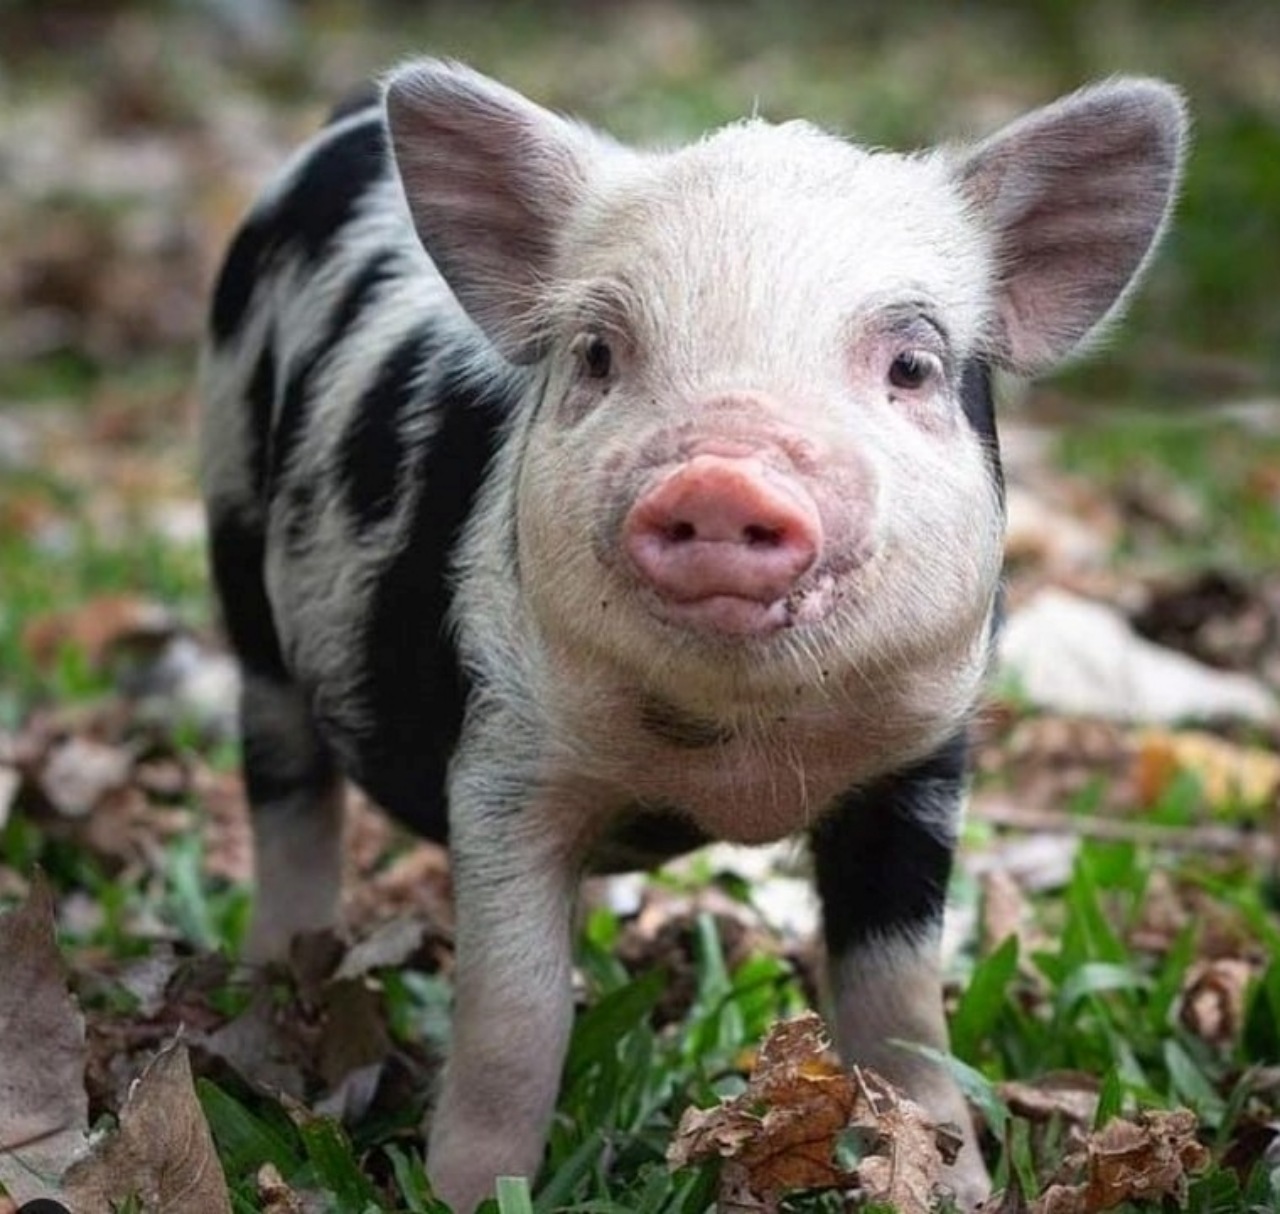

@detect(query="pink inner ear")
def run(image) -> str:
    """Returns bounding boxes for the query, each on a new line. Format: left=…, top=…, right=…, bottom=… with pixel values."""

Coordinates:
left=960, top=79, right=1187, bottom=373
left=384, top=62, right=593, bottom=363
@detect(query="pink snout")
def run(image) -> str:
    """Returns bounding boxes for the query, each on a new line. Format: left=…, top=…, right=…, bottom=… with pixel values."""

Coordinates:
left=623, top=455, right=823, bottom=634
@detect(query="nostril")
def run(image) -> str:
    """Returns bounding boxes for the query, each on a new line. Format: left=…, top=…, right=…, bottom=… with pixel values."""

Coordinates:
left=624, top=455, right=825, bottom=610
left=742, top=523, right=782, bottom=547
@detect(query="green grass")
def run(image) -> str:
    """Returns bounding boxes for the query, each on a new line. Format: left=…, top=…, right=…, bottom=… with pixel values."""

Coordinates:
left=148, top=836, right=1280, bottom=1211
left=3, top=649, right=1279, bottom=1211
left=1055, top=410, right=1280, bottom=570
left=0, top=522, right=208, bottom=724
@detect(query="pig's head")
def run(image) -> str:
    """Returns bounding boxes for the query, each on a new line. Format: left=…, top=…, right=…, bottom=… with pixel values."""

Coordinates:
left=386, top=62, right=1186, bottom=742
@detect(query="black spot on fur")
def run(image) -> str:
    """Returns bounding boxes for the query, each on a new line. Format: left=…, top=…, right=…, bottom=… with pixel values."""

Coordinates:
left=207, top=511, right=287, bottom=682
left=272, top=360, right=315, bottom=493
left=811, top=732, right=967, bottom=959
left=242, top=684, right=339, bottom=808
left=338, top=361, right=514, bottom=841
left=208, top=114, right=387, bottom=344
left=210, top=218, right=268, bottom=346
left=338, top=323, right=439, bottom=533
left=245, top=337, right=276, bottom=505
left=270, top=251, right=401, bottom=494
left=590, top=804, right=711, bottom=872
left=959, top=359, right=1003, bottom=501
left=639, top=696, right=734, bottom=749
left=327, top=250, right=401, bottom=341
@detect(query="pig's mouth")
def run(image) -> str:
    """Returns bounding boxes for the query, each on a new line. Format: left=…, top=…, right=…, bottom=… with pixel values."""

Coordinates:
left=636, top=570, right=840, bottom=638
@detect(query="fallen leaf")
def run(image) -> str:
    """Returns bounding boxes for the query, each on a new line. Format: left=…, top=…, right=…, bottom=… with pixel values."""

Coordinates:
left=974, top=714, right=1139, bottom=824
left=62, top=1041, right=232, bottom=1214
left=332, top=916, right=426, bottom=981
left=850, top=1069, right=948, bottom=1214
left=196, top=919, right=433, bottom=1123
left=37, top=736, right=133, bottom=820
left=1134, top=728, right=1280, bottom=813
left=615, top=885, right=804, bottom=1027
left=21, top=596, right=177, bottom=673
left=0, top=876, right=90, bottom=1205
left=668, top=1012, right=949, bottom=1213
left=999, top=1074, right=1099, bottom=1130
left=980, top=868, right=1039, bottom=956
left=1128, top=868, right=1193, bottom=953
left=257, top=1162, right=307, bottom=1213
left=0, top=880, right=235, bottom=1212
left=1179, top=958, right=1254, bottom=1047
left=1031, top=1109, right=1209, bottom=1213
left=199, top=987, right=308, bottom=1100
left=317, top=980, right=392, bottom=1100
left=1131, top=570, right=1280, bottom=687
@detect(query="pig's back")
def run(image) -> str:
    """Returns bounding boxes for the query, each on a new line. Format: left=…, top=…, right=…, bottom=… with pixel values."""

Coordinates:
left=199, top=95, right=520, bottom=840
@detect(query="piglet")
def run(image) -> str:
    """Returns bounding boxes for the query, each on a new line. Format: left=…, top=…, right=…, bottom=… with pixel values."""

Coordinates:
left=200, top=61, right=1187, bottom=1209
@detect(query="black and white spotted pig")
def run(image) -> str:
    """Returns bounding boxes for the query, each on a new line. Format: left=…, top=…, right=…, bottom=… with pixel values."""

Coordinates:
left=200, top=61, right=1186, bottom=1210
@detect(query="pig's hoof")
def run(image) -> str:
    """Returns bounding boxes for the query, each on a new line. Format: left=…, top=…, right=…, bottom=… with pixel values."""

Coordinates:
left=941, top=1155, right=992, bottom=1212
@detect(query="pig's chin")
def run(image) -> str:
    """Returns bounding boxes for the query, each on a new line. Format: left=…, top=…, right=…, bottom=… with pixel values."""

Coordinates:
left=644, top=576, right=836, bottom=639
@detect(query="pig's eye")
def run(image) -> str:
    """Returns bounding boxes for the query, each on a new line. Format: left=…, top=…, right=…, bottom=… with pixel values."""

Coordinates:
left=573, top=332, right=613, bottom=380
left=888, top=350, right=941, bottom=391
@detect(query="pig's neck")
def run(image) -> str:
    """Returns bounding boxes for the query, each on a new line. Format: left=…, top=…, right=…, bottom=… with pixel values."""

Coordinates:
left=529, top=637, right=983, bottom=847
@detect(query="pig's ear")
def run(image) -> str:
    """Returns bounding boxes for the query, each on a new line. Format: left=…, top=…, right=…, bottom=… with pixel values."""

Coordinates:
left=957, top=78, right=1188, bottom=374
left=384, top=60, right=595, bottom=363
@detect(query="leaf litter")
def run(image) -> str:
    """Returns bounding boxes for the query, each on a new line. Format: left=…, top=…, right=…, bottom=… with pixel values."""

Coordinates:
left=0, top=879, right=231, bottom=1213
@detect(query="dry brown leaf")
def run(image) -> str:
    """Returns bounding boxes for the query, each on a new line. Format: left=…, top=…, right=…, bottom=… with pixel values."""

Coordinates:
left=668, top=1012, right=948, bottom=1213
left=1179, top=958, right=1255, bottom=1047
left=332, top=916, right=427, bottom=981
left=0, top=880, right=233, bottom=1210
left=1134, top=728, right=1280, bottom=812
left=999, top=1074, right=1099, bottom=1129
left=977, top=715, right=1139, bottom=822
left=21, top=595, right=176, bottom=672
left=1131, top=569, right=1280, bottom=686
left=1128, top=869, right=1193, bottom=953
left=850, top=1069, right=947, bottom=1214
left=1031, top=1109, right=1209, bottom=1213
left=980, top=868, right=1038, bottom=956
left=37, top=736, right=133, bottom=820
left=62, top=1041, right=232, bottom=1214
left=316, top=980, right=392, bottom=1115
left=258, top=1162, right=307, bottom=1213
left=196, top=920, right=421, bottom=1121
left=0, top=876, right=89, bottom=1205
left=199, top=987, right=309, bottom=1100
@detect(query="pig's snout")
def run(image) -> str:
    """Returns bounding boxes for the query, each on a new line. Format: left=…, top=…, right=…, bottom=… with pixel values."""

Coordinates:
left=623, top=455, right=822, bottom=634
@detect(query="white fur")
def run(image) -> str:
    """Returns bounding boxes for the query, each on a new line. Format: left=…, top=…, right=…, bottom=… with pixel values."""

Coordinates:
left=831, top=932, right=988, bottom=1207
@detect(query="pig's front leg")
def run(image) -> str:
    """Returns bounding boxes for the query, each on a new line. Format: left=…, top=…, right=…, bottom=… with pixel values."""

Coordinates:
left=426, top=734, right=590, bottom=1213
left=811, top=734, right=989, bottom=1210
